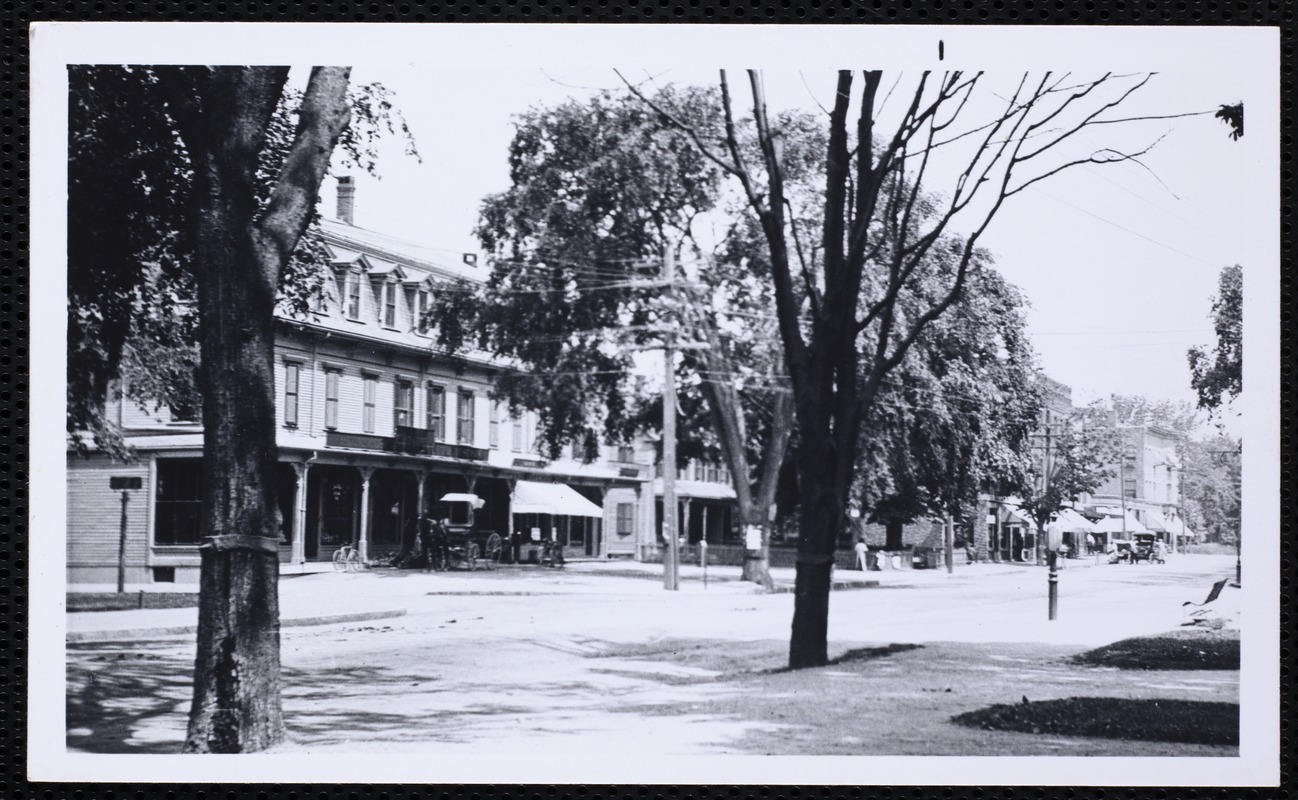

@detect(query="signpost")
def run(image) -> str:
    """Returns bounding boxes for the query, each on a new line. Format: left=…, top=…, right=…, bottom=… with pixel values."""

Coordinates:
left=110, top=476, right=143, bottom=593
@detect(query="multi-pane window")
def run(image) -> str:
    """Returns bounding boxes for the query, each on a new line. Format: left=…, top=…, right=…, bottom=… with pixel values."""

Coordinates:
left=284, top=362, right=300, bottom=427
left=155, top=459, right=204, bottom=546
left=457, top=390, right=475, bottom=444
left=324, top=369, right=340, bottom=430
left=426, top=384, right=445, bottom=439
left=512, top=417, right=524, bottom=452
left=617, top=444, right=635, bottom=463
left=616, top=503, right=635, bottom=537
left=346, top=271, right=362, bottom=320
left=489, top=403, right=500, bottom=448
left=362, top=375, right=377, bottom=433
left=383, top=281, right=398, bottom=327
left=415, top=288, right=431, bottom=333
left=394, top=379, right=413, bottom=428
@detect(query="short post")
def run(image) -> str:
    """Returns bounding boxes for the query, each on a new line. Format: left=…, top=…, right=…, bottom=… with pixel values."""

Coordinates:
left=1047, top=549, right=1059, bottom=620
left=700, top=539, right=708, bottom=589
left=117, top=489, right=130, bottom=594
left=109, top=476, right=142, bottom=594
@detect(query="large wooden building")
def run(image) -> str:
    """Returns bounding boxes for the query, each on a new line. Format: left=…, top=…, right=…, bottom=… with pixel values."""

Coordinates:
left=66, top=196, right=689, bottom=584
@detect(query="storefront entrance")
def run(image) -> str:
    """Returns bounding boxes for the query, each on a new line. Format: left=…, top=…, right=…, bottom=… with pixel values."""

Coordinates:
left=306, top=466, right=358, bottom=561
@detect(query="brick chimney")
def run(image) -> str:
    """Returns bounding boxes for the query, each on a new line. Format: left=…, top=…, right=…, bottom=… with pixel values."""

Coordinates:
left=336, top=175, right=355, bottom=225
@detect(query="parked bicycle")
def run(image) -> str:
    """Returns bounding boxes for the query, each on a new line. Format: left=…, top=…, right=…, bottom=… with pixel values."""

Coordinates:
left=332, top=543, right=363, bottom=572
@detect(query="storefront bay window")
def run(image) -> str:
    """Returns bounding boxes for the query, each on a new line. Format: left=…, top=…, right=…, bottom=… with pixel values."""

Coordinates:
left=154, top=458, right=204, bottom=546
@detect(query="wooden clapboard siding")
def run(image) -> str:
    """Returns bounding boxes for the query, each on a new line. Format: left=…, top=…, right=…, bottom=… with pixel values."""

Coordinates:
left=66, top=454, right=151, bottom=569
left=603, top=486, right=640, bottom=555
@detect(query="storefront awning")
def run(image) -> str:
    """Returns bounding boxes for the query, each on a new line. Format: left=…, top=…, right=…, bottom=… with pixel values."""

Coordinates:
left=1002, top=505, right=1036, bottom=526
left=1142, top=509, right=1174, bottom=532
left=511, top=481, right=603, bottom=518
left=1091, top=511, right=1148, bottom=535
left=1056, top=508, right=1097, bottom=533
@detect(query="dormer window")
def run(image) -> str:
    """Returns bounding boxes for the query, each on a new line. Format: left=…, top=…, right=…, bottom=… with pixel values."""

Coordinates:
left=414, top=288, right=431, bottom=334
left=382, top=281, right=398, bottom=328
left=345, top=270, right=362, bottom=320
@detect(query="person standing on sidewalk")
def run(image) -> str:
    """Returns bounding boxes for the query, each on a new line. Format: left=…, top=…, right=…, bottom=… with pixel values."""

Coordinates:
left=855, top=538, right=869, bottom=571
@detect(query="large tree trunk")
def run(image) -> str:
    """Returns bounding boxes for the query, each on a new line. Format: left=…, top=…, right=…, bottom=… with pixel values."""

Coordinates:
left=788, top=430, right=843, bottom=668
left=161, top=66, right=352, bottom=753
left=185, top=226, right=286, bottom=753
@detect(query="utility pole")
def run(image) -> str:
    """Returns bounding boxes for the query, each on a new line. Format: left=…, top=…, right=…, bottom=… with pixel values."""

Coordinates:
left=661, top=249, right=680, bottom=591
left=944, top=514, right=955, bottom=575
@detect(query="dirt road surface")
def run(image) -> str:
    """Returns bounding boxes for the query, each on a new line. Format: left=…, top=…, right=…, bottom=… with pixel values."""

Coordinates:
left=66, top=554, right=1240, bottom=756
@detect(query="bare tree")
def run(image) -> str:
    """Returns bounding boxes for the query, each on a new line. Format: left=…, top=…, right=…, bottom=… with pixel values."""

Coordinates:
left=155, top=66, right=353, bottom=752
left=626, top=69, right=1223, bottom=668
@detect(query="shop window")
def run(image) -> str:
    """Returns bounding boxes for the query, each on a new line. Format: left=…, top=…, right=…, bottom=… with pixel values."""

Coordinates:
left=394, top=379, right=413, bottom=429
left=324, top=369, right=340, bottom=430
left=362, top=375, right=377, bottom=433
left=284, top=362, right=300, bottom=427
left=426, top=384, right=446, bottom=439
left=617, top=503, right=634, bottom=536
left=155, top=459, right=204, bottom=546
left=457, top=390, right=476, bottom=444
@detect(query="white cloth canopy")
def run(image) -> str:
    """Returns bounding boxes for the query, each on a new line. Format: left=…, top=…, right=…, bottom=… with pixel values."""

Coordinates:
left=1091, top=510, right=1148, bottom=534
left=511, top=481, right=602, bottom=518
left=1142, top=509, right=1174, bottom=532
left=1055, top=508, right=1098, bottom=533
left=439, top=493, right=484, bottom=509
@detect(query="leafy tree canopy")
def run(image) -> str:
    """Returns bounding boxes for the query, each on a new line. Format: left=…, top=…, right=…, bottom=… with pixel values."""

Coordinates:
left=68, top=65, right=417, bottom=458
left=1187, top=264, right=1243, bottom=415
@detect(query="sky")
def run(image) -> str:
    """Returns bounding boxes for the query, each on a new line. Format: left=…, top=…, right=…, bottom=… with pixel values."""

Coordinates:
left=320, top=60, right=1262, bottom=427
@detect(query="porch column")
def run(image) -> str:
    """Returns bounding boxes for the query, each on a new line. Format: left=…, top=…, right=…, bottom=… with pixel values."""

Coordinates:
left=702, top=504, right=711, bottom=545
left=414, top=470, right=428, bottom=518
left=291, top=462, right=311, bottom=564
left=358, top=466, right=375, bottom=564
left=682, top=498, right=692, bottom=553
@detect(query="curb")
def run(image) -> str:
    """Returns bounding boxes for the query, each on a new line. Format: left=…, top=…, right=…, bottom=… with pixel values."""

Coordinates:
left=66, top=608, right=407, bottom=644
left=769, top=580, right=882, bottom=594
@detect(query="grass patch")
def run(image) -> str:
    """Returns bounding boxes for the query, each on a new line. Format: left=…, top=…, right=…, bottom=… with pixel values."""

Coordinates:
left=67, top=592, right=199, bottom=612
left=952, top=697, right=1237, bottom=746
left=1073, top=628, right=1239, bottom=670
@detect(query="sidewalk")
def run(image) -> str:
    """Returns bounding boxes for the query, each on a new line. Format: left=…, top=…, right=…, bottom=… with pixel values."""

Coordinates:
left=63, top=554, right=1126, bottom=644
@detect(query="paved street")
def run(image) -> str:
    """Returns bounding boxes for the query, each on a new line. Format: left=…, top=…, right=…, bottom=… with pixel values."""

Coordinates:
left=66, top=554, right=1240, bottom=756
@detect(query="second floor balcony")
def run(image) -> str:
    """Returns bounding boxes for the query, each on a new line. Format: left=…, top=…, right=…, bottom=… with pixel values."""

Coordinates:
left=324, top=427, right=489, bottom=462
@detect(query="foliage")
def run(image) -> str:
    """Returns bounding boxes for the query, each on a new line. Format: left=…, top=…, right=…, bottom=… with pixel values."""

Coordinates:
left=1187, top=264, right=1243, bottom=415
left=1215, top=103, right=1244, bottom=140
left=856, top=249, right=1043, bottom=524
left=1014, top=402, right=1124, bottom=532
left=432, top=86, right=731, bottom=459
left=67, top=66, right=417, bottom=457
left=1178, top=433, right=1241, bottom=545
left=1108, top=395, right=1200, bottom=434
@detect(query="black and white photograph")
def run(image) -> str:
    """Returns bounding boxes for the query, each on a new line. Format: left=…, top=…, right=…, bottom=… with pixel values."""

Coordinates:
left=28, top=23, right=1280, bottom=786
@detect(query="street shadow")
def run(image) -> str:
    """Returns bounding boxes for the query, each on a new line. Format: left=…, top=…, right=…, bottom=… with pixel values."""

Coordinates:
left=66, top=642, right=193, bottom=754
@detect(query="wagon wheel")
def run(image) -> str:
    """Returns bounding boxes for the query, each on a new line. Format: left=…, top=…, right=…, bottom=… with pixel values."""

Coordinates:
left=484, top=534, right=502, bottom=568
left=332, top=548, right=348, bottom=572
left=346, top=549, right=363, bottom=572
left=464, top=542, right=480, bottom=571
